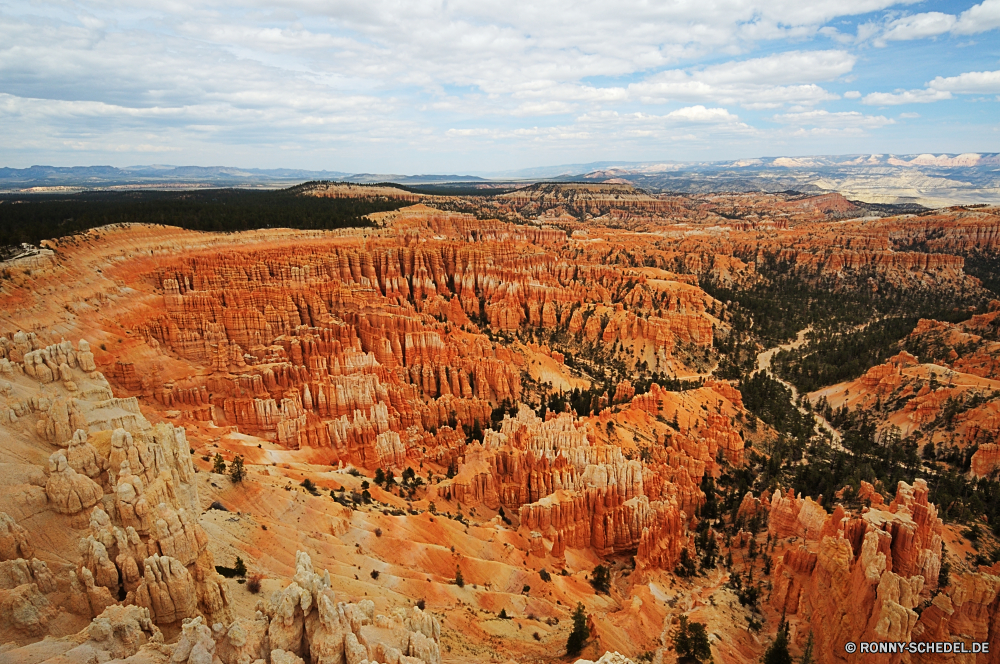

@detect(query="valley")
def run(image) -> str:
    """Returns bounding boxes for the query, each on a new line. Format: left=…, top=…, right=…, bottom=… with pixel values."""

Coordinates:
left=1, top=183, right=999, bottom=664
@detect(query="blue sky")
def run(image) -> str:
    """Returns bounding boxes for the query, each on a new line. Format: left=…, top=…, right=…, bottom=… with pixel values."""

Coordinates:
left=1, top=0, right=998, bottom=173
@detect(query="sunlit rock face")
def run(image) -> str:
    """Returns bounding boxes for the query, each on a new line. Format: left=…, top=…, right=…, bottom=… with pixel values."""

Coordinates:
left=0, top=198, right=998, bottom=664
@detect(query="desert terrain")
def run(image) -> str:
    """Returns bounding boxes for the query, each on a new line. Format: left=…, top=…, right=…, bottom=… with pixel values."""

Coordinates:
left=1, top=183, right=1000, bottom=664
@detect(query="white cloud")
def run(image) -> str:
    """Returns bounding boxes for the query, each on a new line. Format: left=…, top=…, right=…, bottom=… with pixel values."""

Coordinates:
left=664, top=105, right=742, bottom=122
left=928, top=70, right=1000, bottom=94
left=629, top=50, right=852, bottom=108
left=0, top=0, right=987, bottom=170
left=772, top=109, right=895, bottom=129
left=954, top=0, right=1000, bottom=33
left=863, top=69, right=1000, bottom=105
left=899, top=112, right=919, bottom=118
left=874, top=0, right=1000, bottom=44
left=862, top=89, right=952, bottom=105
left=844, top=90, right=861, bottom=98
left=879, top=12, right=956, bottom=43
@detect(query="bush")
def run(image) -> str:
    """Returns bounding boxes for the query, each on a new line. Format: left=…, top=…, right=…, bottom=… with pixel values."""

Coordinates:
left=416, top=598, right=426, bottom=610
left=301, top=478, right=319, bottom=496
left=374, top=527, right=383, bottom=537
left=566, top=603, right=589, bottom=656
left=589, top=565, right=611, bottom=594
left=939, top=556, right=952, bottom=588
left=539, top=568, right=552, bottom=582
left=499, top=608, right=509, bottom=619
left=370, top=570, right=380, bottom=580
left=675, top=549, right=697, bottom=577
left=247, top=573, right=262, bottom=594
left=454, top=566, right=465, bottom=588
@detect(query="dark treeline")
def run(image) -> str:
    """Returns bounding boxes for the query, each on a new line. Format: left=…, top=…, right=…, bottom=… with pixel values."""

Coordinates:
left=964, top=251, right=1000, bottom=296
left=739, top=371, right=815, bottom=447
left=704, top=253, right=982, bottom=349
left=703, top=253, right=983, bottom=394
left=773, top=317, right=920, bottom=393
left=0, top=185, right=410, bottom=248
left=722, top=404, right=1000, bottom=543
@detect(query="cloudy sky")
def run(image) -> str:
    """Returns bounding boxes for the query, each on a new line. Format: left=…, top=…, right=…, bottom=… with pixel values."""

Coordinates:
left=1, top=0, right=999, bottom=173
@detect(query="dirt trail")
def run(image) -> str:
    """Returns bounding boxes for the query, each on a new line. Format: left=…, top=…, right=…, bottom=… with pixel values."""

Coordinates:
left=755, top=328, right=843, bottom=446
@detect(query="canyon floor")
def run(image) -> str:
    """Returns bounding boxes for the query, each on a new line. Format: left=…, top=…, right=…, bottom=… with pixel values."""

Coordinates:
left=1, top=184, right=1000, bottom=664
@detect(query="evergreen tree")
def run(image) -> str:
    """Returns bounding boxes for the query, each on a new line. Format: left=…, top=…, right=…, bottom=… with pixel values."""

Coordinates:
left=800, top=632, right=815, bottom=664
left=454, top=565, right=465, bottom=588
left=566, top=602, right=590, bottom=656
left=234, top=557, right=247, bottom=578
left=213, top=454, right=226, bottom=474
left=374, top=468, right=385, bottom=486
left=671, top=616, right=712, bottom=663
left=229, top=455, right=246, bottom=483
left=590, top=565, right=611, bottom=594
left=762, top=617, right=792, bottom=664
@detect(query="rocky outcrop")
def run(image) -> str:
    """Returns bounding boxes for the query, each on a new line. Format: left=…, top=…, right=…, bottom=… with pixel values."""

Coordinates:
left=766, top=480, right=945, bottom=664
left=45, top=450, right=104, bottom=515
left=0, top=512, right=33, bottom=561
left=263, top=551, right=441, bottom=664
left=133, top=554, right=199, bottom=624
left=0, top=582, right=56, bottom=636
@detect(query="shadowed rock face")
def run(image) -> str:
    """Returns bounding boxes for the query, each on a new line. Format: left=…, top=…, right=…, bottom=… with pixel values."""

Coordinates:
left=0, top=201, right=998, bottom=664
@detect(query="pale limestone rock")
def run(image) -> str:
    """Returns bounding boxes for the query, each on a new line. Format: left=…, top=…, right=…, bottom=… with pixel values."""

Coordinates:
left=0, top=558, right=36, bottom=589
left=0, top=582, right=55, bottom=636
left=266, top=580, right=307, bottom=656
left=0, top=511, right=33, bottom=561
left=30, top=558, right=56, bottom=593
left=574, top=653, right=636, bottom=664
left=345, top=632, right=368, bottom=664
left=271, top=649, right=306, bottom=664
left=46, top=450, right=103, bottom=515
left=88, top=506, right=118, bottom=551
left=85, top=604, right=163, bottom=660
left=66, top=428, right=108, bottom=480
left=263, top=552, right=441, bottom=664
left=110, top=428, right=156, bottom=487
left=135, top=554, right=199, bottom=624
left=80, top=534, right=120, bottom=593
left=67, top=570, right=94, bottom=616
left=79, top=566, right=117, bottom=617
left=116, top=459, right=154, bottom=534
left=149, top=503, right=206, bottom=566
left=214, top=614, right=271, bottom=664
left=36, top=396, right=86, bottom=444
left=78, top=339, right=97, bottom=372
left=170, top=615, right=216, bottom=664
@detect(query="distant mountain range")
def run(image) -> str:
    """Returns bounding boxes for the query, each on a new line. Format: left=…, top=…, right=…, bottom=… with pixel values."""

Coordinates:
left=2, top=154, right=999, bottom=207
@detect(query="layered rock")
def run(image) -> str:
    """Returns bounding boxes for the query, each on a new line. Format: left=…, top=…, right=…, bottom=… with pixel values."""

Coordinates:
left=45, top=450, right=103, bottom=515
left=0, top=512, right=33, bottom=561
left=263, top=551, right=441, bottom=664
left=767, top=480, right=945, bottom=664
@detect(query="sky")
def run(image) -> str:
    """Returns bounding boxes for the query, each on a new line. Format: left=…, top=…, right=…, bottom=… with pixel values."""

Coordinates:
left=1, top=0, right=999, bottom=173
